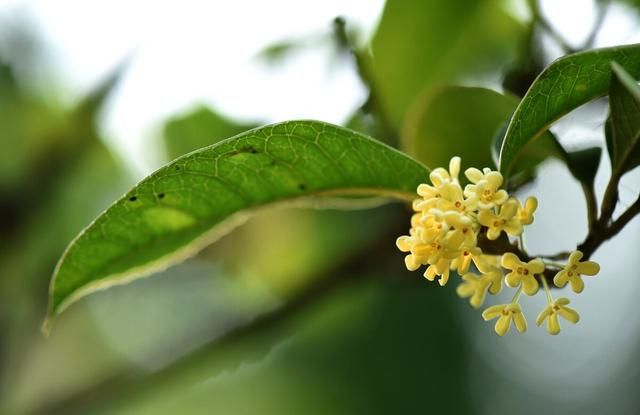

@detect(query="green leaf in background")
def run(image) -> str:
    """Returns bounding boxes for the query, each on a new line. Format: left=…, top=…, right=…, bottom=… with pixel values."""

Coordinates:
left=403, top=85, right=564, bottom=187
left=46, top=120, right=429, bottom=324
left=370, top=0, right=523, bottom=127
left=499, top=43, right=640, bottom=177
left=163, top=105, right=257, bottom=160
left=566, top=147, right=602, bottom=187
left=403, top=86, right=515, bottom=171
left=607, top=62, right=640, bottom=174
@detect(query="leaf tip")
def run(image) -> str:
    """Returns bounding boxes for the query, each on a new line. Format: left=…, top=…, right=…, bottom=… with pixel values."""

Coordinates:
left=41, top=315, right=53, bottom=337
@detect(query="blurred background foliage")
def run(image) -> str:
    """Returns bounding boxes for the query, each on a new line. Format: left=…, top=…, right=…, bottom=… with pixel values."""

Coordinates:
left=1, top=0, right=640, bottom=414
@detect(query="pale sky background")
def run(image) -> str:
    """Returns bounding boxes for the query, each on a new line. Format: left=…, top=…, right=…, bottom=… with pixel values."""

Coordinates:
left=1, top=0, right=640, bottom=412
left=1, top=0, right=640, bottom=173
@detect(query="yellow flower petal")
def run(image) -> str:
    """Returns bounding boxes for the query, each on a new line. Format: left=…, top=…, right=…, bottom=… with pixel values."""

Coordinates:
left=495, top=315, right=512, bottom=336
left=486, top=171, right=504, bottom=189
left=501, top=252, right=521, bottom=269
left=577, top=261, right=600, bottom=276
left=528, top=258, right=545, bottom=274
left=486, top=227, right=501, bottom=240
left=464, top=167, right=483, bottom=183
left=547, top=313, right=561, bottom=335
left=449, top=156, right=461, bottom=181
left=569, top=275, right=585, bottom=293
left=513, top=311, right=527, bottom=333
left=553, top=270, right=569, bottom=288
left=504, top=271, right=520, bottom=288
left=405, top=255, right=421, bottom=271
left=536, top=306, right=552, bottom=326
left=482, top=305, right=505, bottom=320
left=522, top=275, right=539, bottom=296
left=396, top=236, right=412, bottom=252
left=558, top=306, right=580, bottom=324
left=568, top=250, right=583, bottom=265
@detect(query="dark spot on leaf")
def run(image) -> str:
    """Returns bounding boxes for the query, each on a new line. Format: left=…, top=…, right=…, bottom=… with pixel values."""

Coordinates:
left=158, top=193, right=165, bottom=199
left=175, top=166, right=181, bottom=171
left=234, top=145, right=259, bottom=155
left=298, top=184, right=307, bottom=191
left=129, top=196, right=137, bottom=202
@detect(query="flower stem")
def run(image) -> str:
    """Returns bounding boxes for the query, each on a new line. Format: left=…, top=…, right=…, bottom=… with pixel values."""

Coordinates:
left=511, top=286, right=524, bottom=304
left=541, top=274, right=553, bottom=305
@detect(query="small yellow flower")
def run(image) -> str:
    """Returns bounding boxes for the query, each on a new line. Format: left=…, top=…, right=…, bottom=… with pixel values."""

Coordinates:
left=457, top=273, right=491, bottom=308
left=501, top=253, right=544, bottom=296
left=429, top=156, right=461, bottom=186
left=474, top=254, right=503, bottom=294
left=464, top=167, right=508, bottom=210
left=536, top=297, right=580, bottom=335
left=424, top=258, right=451, bottom=286
left=441, top=210, right=477, bottom=250
left=482, top=303, right=527, bottom=336
left=517, top=196, right=538, bottom=225
left=417, top=211, right=449, bottom=243
left=477, top=198, right=522, bottom=240
left=450, top=247, right=482, bottom=275
left=553, top=250, right=600, bottom=293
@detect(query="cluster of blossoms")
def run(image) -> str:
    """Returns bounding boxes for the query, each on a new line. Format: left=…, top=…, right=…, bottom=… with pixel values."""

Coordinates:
left=396, top=157, right=600, bottom=336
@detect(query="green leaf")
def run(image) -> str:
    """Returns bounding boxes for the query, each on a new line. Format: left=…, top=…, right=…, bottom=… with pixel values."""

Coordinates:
left=46, top=120, right=429, bottom=324
left=499, top=43, right=640, bottom=177
left=369, top=0, right=523, bottom=127
left=163, top=106, right=257, bottom=160
left=566, top=147, right=602, bottom=186
left=403, top=85, right=564, bottom=187
left=608, top=61, right=640, bottom=173
left=403, top=86, right=516, bottom=171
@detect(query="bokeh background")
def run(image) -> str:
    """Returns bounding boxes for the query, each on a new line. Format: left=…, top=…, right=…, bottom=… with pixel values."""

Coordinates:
left=1, top=0, right=640, bottom=414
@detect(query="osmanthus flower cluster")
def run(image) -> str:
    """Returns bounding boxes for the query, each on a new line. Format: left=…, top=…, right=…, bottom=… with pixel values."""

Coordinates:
left=396, top=157, right=600, bottom=336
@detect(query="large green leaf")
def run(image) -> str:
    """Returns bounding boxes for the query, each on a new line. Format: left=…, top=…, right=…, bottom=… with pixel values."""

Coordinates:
left=403, top=86, right=564, bottom=187
left=46, top=121, right=429, bottom=324
left=369, top=0, right=523, bottom=127
left=499, top=43, right=640, bottom=176
left=607, top=62, right=640, bottom=173
left=403, top=86, right=516, bottom=170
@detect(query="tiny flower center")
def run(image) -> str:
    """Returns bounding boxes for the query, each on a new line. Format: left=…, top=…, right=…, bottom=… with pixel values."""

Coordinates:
left=568, top=271, right=573, bottom=277
left=455, top=201, right=462, bottom=208
left=517, top=267, right=525, bottom=275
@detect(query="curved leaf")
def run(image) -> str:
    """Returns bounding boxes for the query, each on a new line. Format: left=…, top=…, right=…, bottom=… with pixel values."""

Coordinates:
left=499, top=43, right=640, bottom=176
left=369, top=0, right=523, bottom=126
left=404, top=85, right=565, bottom=187
left=46, top=120, right=429, bottom=324
left=403, top=86, right=515, bottom=170
left=608, top=62, right=640, bottom=174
